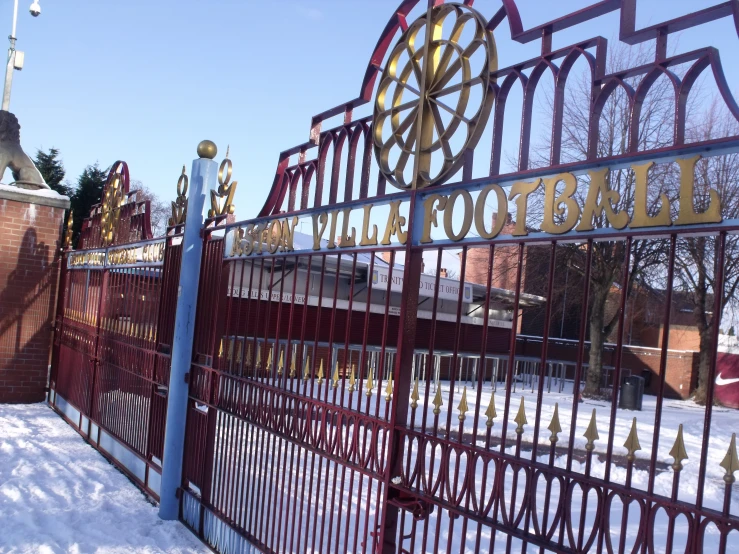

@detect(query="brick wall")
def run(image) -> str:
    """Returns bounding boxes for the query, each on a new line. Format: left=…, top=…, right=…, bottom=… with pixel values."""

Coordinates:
left=0, top=192, right=68, bottom=402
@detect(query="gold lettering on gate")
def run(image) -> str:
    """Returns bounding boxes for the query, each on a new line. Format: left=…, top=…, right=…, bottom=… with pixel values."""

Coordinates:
left=312, top=213, right=328, bottom=250
left=630, top=162, right=672, bottom=228
left=421, top=194, right=446, bottom=244
left=675, top=155, right=722, bottom=225
left=443, top=190, right=473, bottom=241
left=359, top=204, right=378, bottom=246
left=224, top=156, right=726, bottom=257
left=576, top=169, right=629, bottom=231
left=339, top=208, right=356, bottom=247
left=508, top=179, right=541, bottom=236
left=380, top=200, right=407, bottom=245
left=541, top=173, right=580, bottom=234
left=474, top=184, right=507, bottom=239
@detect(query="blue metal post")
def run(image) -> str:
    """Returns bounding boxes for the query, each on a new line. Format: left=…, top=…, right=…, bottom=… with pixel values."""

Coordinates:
left=159, top=141, right=218, bottom=520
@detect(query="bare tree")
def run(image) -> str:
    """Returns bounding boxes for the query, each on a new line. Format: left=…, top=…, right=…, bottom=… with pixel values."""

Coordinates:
left=529, top=44, right=682, bottom=398
left=133, top=180, right=169, bottom=237
left=675, top=101, right=739, bottom=405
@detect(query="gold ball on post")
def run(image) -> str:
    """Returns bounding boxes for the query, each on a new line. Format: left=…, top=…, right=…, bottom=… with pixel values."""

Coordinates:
left=197, top=140, right=217, bottom=159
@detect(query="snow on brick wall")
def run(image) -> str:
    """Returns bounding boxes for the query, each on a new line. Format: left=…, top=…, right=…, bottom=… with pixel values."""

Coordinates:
left=0, top=197, right=65, bottom=403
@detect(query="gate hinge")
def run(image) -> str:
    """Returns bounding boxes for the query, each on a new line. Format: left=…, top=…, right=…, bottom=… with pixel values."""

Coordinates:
left=388, top=487, right=433, bottom=521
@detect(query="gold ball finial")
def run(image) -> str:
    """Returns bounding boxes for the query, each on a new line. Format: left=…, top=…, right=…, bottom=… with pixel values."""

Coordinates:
left=197, top=140, right=217, bottom=159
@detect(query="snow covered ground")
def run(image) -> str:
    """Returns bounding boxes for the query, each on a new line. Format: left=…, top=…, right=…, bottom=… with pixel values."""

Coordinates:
left=0, top=402, right=208, bottom=554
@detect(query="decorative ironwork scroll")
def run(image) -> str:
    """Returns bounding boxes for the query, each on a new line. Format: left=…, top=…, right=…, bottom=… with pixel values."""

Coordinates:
left=76, top=161, right=153, bottom=250
left=169, top=165, right=188, bottom=227
left=100, top=163, right=128, bottom=246
left=209, top=148, right=237, bottom=219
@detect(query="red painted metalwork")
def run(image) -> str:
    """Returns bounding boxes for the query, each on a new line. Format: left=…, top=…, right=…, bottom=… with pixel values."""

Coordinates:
left=184, top=2, right=739, bottom=552
left=50, top=1, right=739, bottom=553
left=50, top=166, right=179, bottom=500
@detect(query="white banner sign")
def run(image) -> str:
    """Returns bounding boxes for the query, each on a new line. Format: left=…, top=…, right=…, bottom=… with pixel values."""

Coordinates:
left=370, top=267, right=473, bottom=303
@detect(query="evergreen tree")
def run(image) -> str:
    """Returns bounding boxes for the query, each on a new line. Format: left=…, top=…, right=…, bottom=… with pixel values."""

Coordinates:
left=69, top=164, right=108, bottom=247
left=34, top=148, right=72, bottom=196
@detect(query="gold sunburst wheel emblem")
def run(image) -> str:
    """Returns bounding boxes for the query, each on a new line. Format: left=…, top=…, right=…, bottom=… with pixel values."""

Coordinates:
left=373, top=3, right=497, bottom=190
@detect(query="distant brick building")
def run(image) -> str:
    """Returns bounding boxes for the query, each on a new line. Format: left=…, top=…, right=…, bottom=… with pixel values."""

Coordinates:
left=458, top=214, right=705, bottom=399
left=0, top=186, right=69, bottom=402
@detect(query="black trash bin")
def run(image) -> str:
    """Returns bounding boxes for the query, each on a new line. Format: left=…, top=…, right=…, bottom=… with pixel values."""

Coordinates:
left=619, top=375, right=645, bottom=411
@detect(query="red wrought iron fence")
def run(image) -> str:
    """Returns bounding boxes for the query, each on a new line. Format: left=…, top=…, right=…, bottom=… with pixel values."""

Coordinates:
left=50, top=1, right=739, bottom=553
left=50, top=161, right=182, bottom=499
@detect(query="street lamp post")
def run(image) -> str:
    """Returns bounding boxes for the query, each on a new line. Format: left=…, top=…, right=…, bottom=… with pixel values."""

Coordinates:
left=2, top=0, right=41, bottom=111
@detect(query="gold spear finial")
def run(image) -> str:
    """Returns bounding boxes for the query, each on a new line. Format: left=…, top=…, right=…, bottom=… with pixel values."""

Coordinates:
left=548, top=403, right=562, bottom=444
left=583, top=409, right=599, bottom=451
left=256, top=345, right=262, bottom=367
left=365, top=369, right=374, bottom=398
left=333, top=361, right=340, bottom=389
left=669, top=424, right=688, bottom=472
left=410, top=375, right=419, bottom=409
left=623, top=418, right=641, bottom=462
left=235, top=341, right=242, bottom=365
left=457, top=386, right=469, bottom=422
left=246, top=343, right=252, bottom=367
left=289, top=352, right=296, bottom=378
left=266, top=346, right=273, bottom=372
left=317, top=359, right=324, bottom=385
left=720, top=433, right=739, bottom=484
left=432, top=385, right=443, bottom=415
left=385, top=372, right=393, bottom=402
left=348, top=364, right=356, bottom=393
left=514, top=397, right=528, bottom=435
left=218, top=338, right=224, bottom=358
left=485, top=395, right=497, bottom=427
left=277, top=350, right=284, bottom=376
left=303, top=355, right=311, bottom=380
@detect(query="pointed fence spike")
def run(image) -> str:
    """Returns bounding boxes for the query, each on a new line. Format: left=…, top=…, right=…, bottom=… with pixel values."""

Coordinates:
left=432, top=385, right=443, bottom=415
left=333, top=361, right=340, bottom=389
left=303, top=355, right=311, bottom=381
left=246, top=344, right=252, bottom=367
left=278, top=350, right=284, bottom=376
left=317, top=359, right=324, bottom=385
left=548, top=403, right=562, bottom=444
left=365, top=369, right=374, bottom=398
left=385, top=372, right=393, bottom=402
left=583, top=409, right=599, bottom=451
left=720, top=433, right=739, bottom=484
left=623, top=417, right=642, bottom=462
left=256, top=345, right=261, bottom=367
left=669, top=424, right=689, bottom=472
left=457, top=386, right=469, bottom=422
left=410, top=375, right=420, bottom=409
left=289, top=353, right=296, bottom=378
left=485, top=395, right=497, bottom=428
left=514, top=397, right=527, bottom=435
left=348, top=364, right=356, bottom=393
left=267, top=346, right=273, bottom=372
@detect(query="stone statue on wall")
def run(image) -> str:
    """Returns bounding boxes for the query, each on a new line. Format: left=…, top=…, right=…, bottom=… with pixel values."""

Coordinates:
left=0, top=110, right=47, bottom=189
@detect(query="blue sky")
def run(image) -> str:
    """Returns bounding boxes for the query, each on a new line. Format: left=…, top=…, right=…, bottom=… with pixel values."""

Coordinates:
left=6, top=0, right=739, bottom=218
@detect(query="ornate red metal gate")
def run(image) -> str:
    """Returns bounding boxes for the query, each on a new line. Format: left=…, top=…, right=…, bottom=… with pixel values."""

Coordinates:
left=175, top=2, right=739, bottom=552
left=50, top=162, right=181, bottom=498
left=50, top=1, right=739, bottom=553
